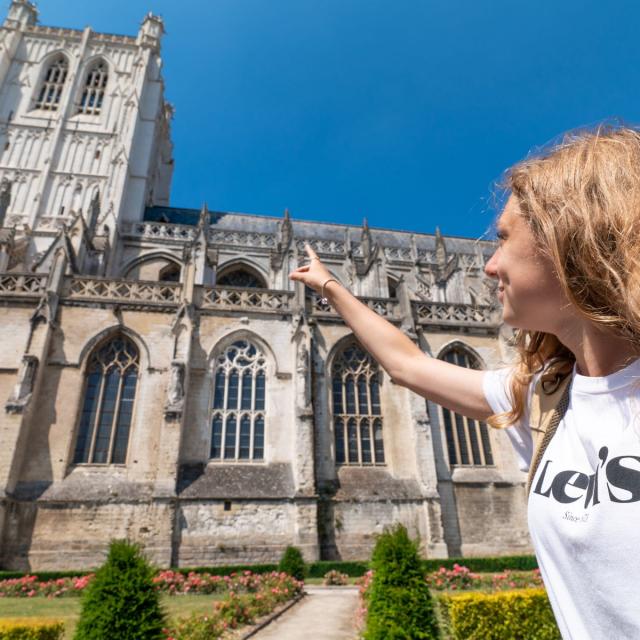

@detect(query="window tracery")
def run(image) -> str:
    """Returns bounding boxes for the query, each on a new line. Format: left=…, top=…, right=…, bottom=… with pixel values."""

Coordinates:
left=216, top=268, right=265, bottom=289
left=35, top=56, right=68, bottom=111
left=73, top=335, right=139, bottom=465
left=210, top=340, right=266, bottom=461
left=440, top=345, right=494, bottom=466
left=331, top=343, right=385, bottom=466
left=78, top=61, right=108, bottom=115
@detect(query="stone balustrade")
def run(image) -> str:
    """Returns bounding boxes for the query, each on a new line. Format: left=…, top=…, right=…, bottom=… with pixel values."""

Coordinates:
left=0, top=273, right=47, bottom=297
left=412, top=301, right=499, bottom=328
left=201, top=286, right=294, bottom=313
left=64, top=277, right=182, bottom=306
left=209, top=229, right=276, bottom=249
left=311, top=294, right=400, bottom=321
left=121, top=221, right=197, bottom=243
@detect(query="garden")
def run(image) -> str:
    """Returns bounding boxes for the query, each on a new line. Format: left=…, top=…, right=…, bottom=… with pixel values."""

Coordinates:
left=0, top=533, right=560, bottom=639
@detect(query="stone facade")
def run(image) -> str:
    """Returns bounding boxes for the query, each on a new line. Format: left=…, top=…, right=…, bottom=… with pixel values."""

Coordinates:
left=0, top=2, right=531, bottom=571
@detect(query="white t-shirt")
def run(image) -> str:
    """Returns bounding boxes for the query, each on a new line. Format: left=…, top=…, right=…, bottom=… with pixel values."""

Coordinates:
left=483, top=358, right=640, bottom=640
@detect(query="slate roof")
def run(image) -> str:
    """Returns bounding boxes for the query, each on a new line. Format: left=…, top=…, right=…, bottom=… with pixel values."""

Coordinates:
left=333, top=467, right=424, bottom=501
left=145, top=206, right=496, bottom=256
left=178, top=463, right=296, bottom=500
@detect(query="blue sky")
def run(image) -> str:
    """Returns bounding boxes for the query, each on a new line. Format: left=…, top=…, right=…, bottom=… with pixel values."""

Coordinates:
left=25, top=0, right=640, bottom=239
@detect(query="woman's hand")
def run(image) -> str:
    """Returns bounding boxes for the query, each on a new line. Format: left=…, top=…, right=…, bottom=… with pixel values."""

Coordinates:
left=289, top=243, right=334, bottom=295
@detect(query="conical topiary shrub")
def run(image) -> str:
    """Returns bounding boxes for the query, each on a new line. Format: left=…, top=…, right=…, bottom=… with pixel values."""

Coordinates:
left=74, top=540, right=166, bottom=640
left=278, top=545, right=307, bottom=581
left=364, top=524, right=439, bottom=640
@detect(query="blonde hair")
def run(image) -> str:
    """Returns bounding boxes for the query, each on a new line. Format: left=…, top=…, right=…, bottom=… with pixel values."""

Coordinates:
left=489, top=125, right=640, bottom=428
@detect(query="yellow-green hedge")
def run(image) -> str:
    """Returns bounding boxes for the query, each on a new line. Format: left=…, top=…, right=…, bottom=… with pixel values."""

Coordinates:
left=0, top=619, right=64, bottom=640
left=439, top=588, right=560, bottom=640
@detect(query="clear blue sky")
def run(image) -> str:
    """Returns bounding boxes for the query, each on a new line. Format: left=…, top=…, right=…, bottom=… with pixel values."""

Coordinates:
left=24, top=0, right=640, bottom=239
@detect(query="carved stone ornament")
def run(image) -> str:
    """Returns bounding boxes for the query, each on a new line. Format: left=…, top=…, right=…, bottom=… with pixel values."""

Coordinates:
left=164, top=360, right=185, bottom=419
left=6, top=355, right=38, bottom=414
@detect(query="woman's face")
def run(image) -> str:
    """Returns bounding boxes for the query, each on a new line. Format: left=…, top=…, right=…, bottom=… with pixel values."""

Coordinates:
left=484, top=196, right=572, bottom=333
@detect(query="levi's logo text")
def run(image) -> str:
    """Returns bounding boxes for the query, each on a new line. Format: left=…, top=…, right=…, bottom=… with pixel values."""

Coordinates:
left=533, top=446, right=640, bottom=509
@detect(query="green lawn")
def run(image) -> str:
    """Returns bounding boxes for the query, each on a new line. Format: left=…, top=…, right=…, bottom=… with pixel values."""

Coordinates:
left=0, top=594, right=223, bottom=639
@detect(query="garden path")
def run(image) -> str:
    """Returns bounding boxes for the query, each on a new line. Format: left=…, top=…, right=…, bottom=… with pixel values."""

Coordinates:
left=251, top=585, right=360, bottom=639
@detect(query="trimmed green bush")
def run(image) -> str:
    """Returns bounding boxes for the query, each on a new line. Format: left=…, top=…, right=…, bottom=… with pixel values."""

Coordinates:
left=73, top=540, right=166, bottom=640
left=0, top=620, right=64, bottom=640
left=278, top=546, right=307, bottom=581
left=439, top=588, right=560, bottom=640
left=422, top=555, right=537, bottom=574
left=364, top=525, right=438, bottom=640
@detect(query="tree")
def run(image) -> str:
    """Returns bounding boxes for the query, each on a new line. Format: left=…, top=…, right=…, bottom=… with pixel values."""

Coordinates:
left=74, top=540, right=166, bottom=640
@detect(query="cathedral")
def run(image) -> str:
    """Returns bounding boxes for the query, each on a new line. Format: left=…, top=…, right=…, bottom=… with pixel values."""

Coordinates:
left=0, top=1, right=531, bottom=571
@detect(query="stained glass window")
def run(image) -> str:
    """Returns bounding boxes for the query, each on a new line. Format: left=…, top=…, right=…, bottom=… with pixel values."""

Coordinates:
left=440, top=346, right=494, bottom=467
left=332, top=343, right=385, bottom=465
left=210, top=340, right=267, bottom=461
left=73, top=335, right=139, bottom=464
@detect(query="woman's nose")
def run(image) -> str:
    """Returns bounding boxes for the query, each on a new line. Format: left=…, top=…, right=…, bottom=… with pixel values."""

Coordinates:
left=484, top=250, right=499, bottom=279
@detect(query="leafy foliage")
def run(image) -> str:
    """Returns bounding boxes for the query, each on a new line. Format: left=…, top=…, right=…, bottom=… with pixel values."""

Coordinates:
left=0, top=619, right=64, bottom=640
left=73, top=540, right=166, bottom=640
left=168, top=572, right=303, bottom=640
left=277, top=546, right=307, bottom=581
left=364, top=525, right=438, bottom=640
left=440, top=588, right=560, bottom=639
left=422, top=554, right=538, bottom=573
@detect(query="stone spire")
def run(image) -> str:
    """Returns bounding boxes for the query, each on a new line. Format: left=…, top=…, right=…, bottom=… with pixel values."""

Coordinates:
left=361, top=217, right=372, bottom=261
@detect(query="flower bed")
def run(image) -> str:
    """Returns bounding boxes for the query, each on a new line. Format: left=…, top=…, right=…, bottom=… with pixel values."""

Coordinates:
left=165, top=572, right=304, bottom=640
left=0, top=569, right=299, bottom=599
left=0, top=575, right=93, bottom=598
left=425, top=564, right=543, bottom=592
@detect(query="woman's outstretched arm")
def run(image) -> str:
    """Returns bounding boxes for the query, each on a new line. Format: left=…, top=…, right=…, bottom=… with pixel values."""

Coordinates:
left=289, top=244, right=494, bottom=421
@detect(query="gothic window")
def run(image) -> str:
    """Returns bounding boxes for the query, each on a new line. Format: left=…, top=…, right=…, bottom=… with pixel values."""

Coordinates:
left=35, top=56, right=69, bottom=111
left=78, top=61, right=108, bottom=115
left=331, top=343, right=385, bottom=466
left=388, top=277, right=399, bottom=299
left=440, top=345, right=494, bottom=466
left=73, top=335, right=139, bottom=465
left=216, top=267, right=265, bottom=289
left=159, top=262, right=181, bottom=282
left=210, top=340, right=266, bottom=461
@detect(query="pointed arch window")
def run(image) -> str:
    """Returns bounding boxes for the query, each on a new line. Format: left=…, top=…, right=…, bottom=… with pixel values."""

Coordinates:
left=216, top=267, right=265, bottom=289
left=331, top=343, right=385, bottom=466
left=73, top=335, right=139, bottom=465
left=210, top=340, right=266, bottom=461
left=78, top=61, right=108, bottom=115
left=35, top=56, right=68, bottom=111
left=440, top=345, right=494, bottom=466
left=159, top=262, right=181, bottom=282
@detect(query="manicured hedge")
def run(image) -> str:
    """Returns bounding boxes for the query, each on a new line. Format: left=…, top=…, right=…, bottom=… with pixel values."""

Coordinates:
left=0, top=619, right=64, bottom=640
left=438, top=588, right=560, bottom=640
left=0, top=571, right=87, bottom=581
left=307, top=561, right=369, bottom=578
left=422, top=555, right=537, bottom=573
left=0, top=554, right=537, bottom=582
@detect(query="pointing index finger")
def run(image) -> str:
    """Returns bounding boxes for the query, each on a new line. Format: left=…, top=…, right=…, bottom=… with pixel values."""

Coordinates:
left=305, top=242, right=319, bottom=259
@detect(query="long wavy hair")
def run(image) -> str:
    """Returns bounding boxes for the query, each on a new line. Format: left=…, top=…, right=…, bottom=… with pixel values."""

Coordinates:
left=489, top=124, right=640, bottom=428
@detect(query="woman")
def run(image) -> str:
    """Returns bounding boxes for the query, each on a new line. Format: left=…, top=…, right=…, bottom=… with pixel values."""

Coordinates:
left=289, top=125, right=640, bottom=640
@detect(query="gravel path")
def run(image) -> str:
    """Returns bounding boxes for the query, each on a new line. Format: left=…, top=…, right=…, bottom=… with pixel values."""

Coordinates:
left=251, top=586, right=360, bottom=639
